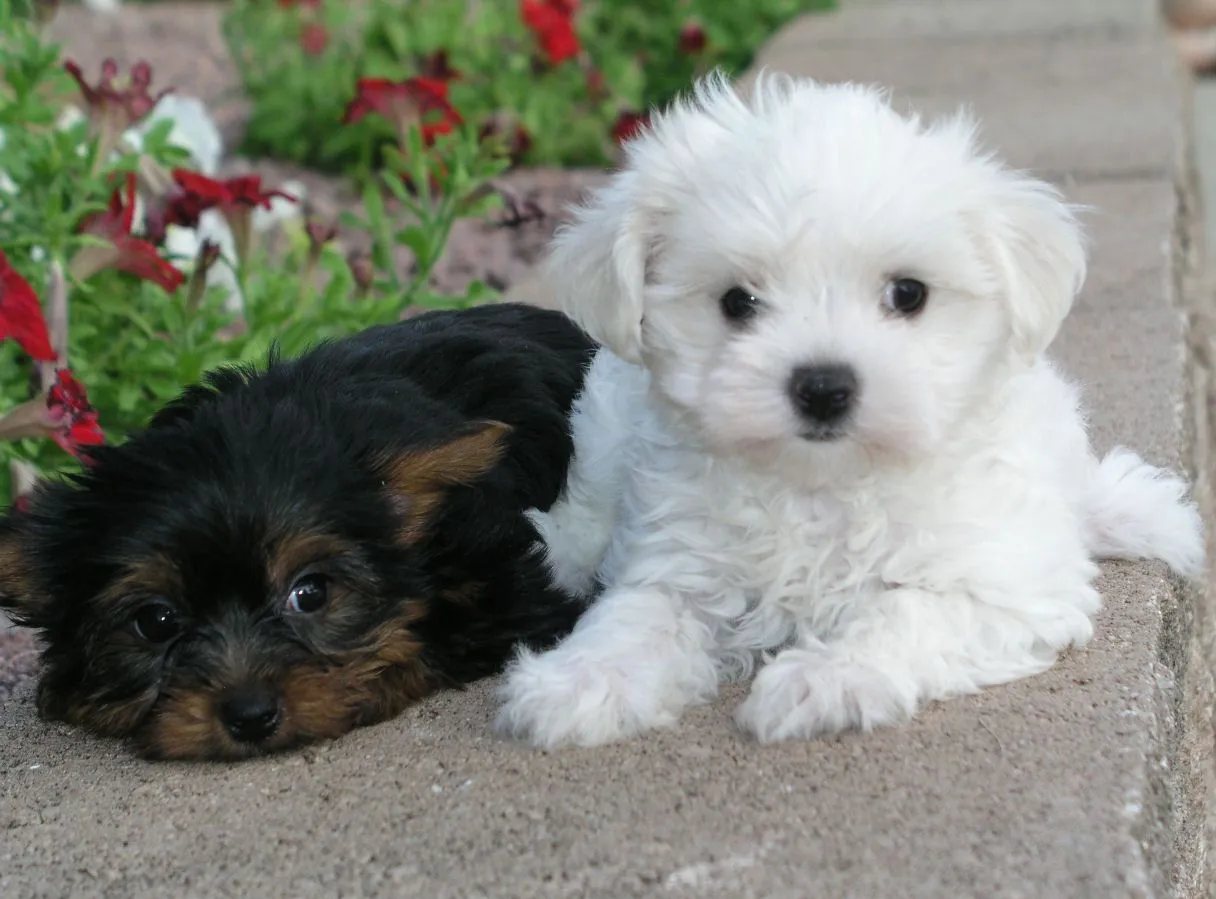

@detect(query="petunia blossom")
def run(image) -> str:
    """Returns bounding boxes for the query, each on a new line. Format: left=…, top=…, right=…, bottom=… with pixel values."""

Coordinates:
left=70, top=173, right=186, bottom=293
left=679, top=21, right=707, bottom=55
left=64, top=59, right=171, bottom=162
left=154, top=170, right=297, bottom=263
left=46, top=369, right=105, bottom=457
left=611, top=109, right=650, bottom=144
left=0, top=369, right=104, bottom=459
left=520, top=0, right=580, bottom=66
left=300, top=23, right=329, bottom=56
left=0, top=251, right=55, bottom=362
left=342, top=77, right=463, bottom=146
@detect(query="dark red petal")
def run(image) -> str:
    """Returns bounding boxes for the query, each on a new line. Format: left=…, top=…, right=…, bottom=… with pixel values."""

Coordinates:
left=62, top=60, right=96, bottom=104
left=521, top=0, right=581, bottom=65
left=420, top=49, right=461, bottom=82
left=70, top=414, right=106, bottom=446
left=342, top=96, right=374, bottom=125
left=343, top=78, right=402, bottom=124
left=47, top=369, right=105, bottom=457
left=300, top=23, right=329, bottom=56
left=48, top=369, right=90, bottom=415
left=678, top=22, right=707, bottom=55
left=172, top=169, right=234, bottom=204
left=611, top=110, right=650, bottom=144
left=110, top=236, right=186, bottom=293
left=0, top=252, right=55, bottom=362
left=130, top=61, right=152, bottom=88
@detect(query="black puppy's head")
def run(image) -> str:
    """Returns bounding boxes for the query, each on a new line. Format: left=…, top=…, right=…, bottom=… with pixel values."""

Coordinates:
left=0, top=366, right=510, bottom=760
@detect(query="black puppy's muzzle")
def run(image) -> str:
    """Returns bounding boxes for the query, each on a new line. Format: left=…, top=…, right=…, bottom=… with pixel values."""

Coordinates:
left=219, top=683, right=284, bottom=744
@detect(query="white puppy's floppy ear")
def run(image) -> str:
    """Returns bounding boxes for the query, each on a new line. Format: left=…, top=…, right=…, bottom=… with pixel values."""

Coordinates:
left=984, top=173, right=1088, bottom=360
left=546, top=70, right=753, bottom=363
left=546, top=170, right=653, bottom=365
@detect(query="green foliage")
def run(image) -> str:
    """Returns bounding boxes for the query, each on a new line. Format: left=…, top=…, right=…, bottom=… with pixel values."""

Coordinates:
left=224, top=0, right=836, bottom=172
left=0, top=1, right=507, bottom=500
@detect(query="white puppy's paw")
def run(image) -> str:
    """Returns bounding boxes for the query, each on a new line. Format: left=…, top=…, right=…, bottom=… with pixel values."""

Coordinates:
left=496, top=646, right=674, bottom=749
left=735, top=649, right=918, bottom=742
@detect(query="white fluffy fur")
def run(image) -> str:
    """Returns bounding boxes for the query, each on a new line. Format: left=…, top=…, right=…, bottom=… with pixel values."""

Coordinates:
left=499, top=73, right=1206, bottom=748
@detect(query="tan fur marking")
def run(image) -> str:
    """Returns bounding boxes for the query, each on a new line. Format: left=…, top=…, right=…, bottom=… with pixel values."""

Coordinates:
left=139, top=603, right=434, bottom=760
left=141, top=691, right=226, bottom=759
left=381, top=420, right=512, bottom=544
left=98, top=554, right=184, bottom=607
left=266, top=532, right=357, bottom=592
left=0, top=532, right=41, bottom=618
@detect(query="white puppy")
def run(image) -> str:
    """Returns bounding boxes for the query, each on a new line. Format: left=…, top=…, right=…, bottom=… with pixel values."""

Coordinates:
left=498, top=72, right=1206, bottom=747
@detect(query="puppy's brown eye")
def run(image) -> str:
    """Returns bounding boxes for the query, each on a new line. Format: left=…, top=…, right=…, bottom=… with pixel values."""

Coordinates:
left=885, top=278, right=929, bottom=316
left=720, top=287, right=761, bottom=323
left=132, top=602, right=182, bottom=644
left=285, top=574, right=329, bottom=613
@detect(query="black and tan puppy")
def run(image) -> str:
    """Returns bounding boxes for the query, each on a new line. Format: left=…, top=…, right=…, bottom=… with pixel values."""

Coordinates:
left=0, top=303, right=596, bottom=760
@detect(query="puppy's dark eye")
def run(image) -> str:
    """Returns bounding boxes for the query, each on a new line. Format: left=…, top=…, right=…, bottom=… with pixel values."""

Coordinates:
left=285, top=574, right=329, bottom=614
left=132, top=602, right=182, bottom=644
left=720, top=287, right=761, bottom=323
left=885, top=278, right=929, bottom=316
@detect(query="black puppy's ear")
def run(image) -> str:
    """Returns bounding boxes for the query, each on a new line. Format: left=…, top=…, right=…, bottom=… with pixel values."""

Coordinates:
left=379, top=420, right=513, bottom=543
left=0, top=516, right=48, bottom=628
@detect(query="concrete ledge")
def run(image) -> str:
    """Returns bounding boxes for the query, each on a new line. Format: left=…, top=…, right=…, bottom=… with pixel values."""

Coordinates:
left=3, top=2, right=1213, bottom=897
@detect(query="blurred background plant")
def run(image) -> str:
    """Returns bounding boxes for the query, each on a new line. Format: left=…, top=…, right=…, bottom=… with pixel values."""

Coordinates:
left=224, top=0, right=835, bottom=172
left=0, top=0, right=506, bottom=500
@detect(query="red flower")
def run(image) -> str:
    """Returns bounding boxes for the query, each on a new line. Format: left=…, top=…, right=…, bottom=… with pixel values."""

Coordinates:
left=166, top=170, right=232, bottom=217
left=74, top=173, right=185, bottom=293
left=87, top=171, right=138, bottom=236
left=0, top=251, right=55, bottom=362
left=64, top=59, right=171, bottom=131
left=206, top=173, right=297, bottom=211
left=46, top=369, right=104, bottom=457
left=478, top=118, right=533, bottom=167
left=419, top=49, right=461, bottom=82
left=159, top=170, right=296, bottom=263
left=300, top=23, right=329, bottom=55
left=342, top=77, right=463, bottom=145
left=678, top=21, right=707, bottom=55
left=153, top=170, right=296, bottom=234
left=611, top=109, right=650, bottom=144
left=520, top=0, right=580, bottom=66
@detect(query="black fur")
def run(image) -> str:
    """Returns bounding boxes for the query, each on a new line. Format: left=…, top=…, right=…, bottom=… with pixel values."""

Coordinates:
left=0, top=303, right=597, bottom=759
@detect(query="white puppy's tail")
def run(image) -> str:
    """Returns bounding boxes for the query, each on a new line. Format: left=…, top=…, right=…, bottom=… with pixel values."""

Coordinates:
left=1084, top=447, right=1205, bottom=577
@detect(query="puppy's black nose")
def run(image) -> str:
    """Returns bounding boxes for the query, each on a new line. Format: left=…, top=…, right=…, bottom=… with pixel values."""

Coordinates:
left=220, top=685, right=282, bottom=744
left=788, top=364, right=858, bottom=424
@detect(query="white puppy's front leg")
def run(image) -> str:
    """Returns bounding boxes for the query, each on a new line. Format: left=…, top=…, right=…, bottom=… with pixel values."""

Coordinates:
left=496, top=583, right=718, bottom=748
left=736, top=587, right=1073, bottom=742
left=526, top=495, right=615, bottom=599
left=528, top=352, right=638, bottom=598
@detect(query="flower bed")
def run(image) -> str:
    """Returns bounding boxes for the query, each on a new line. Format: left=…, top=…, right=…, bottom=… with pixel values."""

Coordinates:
left=228, top=0, right=834, bottom=171
left=0, top=0, right=833, bottom=503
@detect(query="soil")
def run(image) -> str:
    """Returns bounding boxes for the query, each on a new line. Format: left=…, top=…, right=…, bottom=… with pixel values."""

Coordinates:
left=0, top=0, right=610, bottom=694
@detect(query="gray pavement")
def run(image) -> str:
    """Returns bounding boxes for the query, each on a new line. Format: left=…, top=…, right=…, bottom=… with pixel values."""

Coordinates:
left=5, top=1, right=1215, bottom=897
